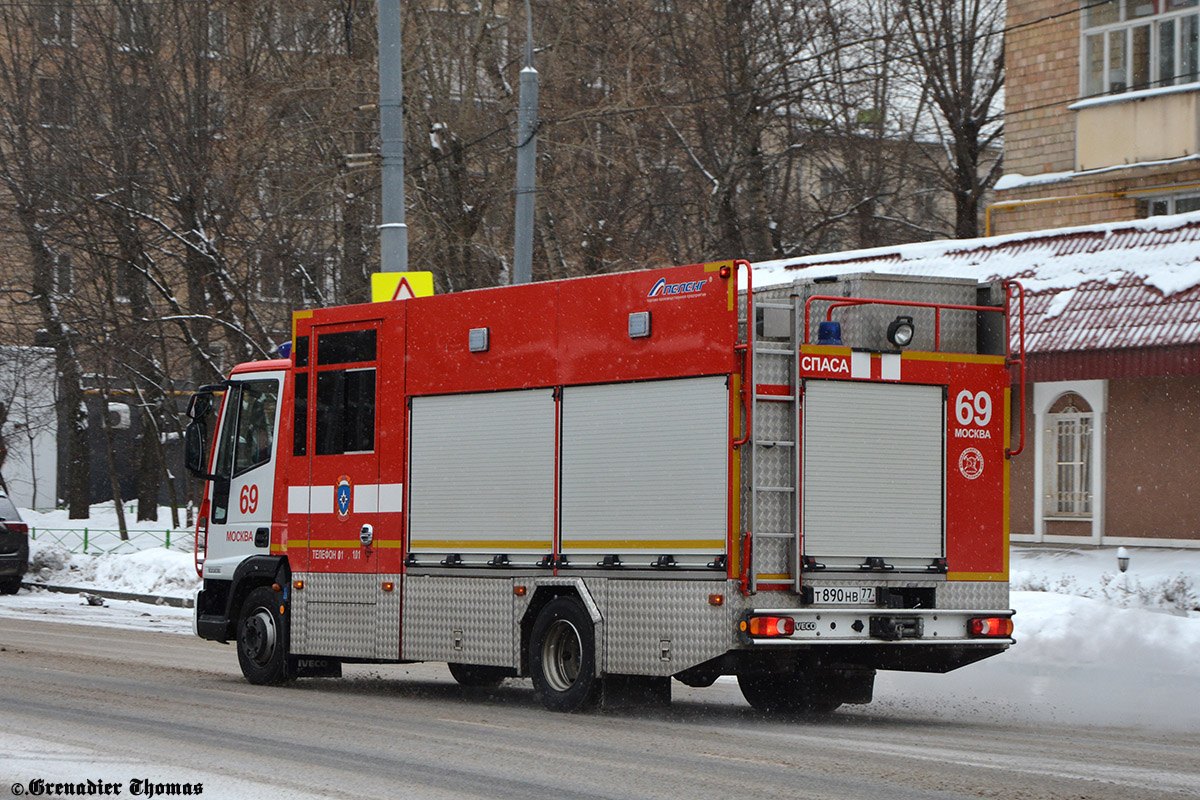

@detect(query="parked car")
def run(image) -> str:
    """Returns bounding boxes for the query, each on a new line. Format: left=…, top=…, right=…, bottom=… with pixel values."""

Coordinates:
left=0, top=489, right=29, bottom=594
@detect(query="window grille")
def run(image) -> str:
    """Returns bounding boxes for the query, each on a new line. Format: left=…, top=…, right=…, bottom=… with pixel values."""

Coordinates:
left=1047, top=407, right=1093, bottom=517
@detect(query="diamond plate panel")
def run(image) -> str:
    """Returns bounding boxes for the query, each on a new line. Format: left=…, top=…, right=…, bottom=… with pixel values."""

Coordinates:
left=376, top=574, right=402, bottom=660
left=752, top=536, right=791, bottom=579
left=305, top=599, right=378, bottom=659
left=601, top=579, right=736, bottom=676
left=755, top=445, right=794, bottom=488
left=402, top=576, right=516, bottom=667
left=754, top=402, right=794, bottom=442
left=290, top=572, right=382, bottom=659
left=782, top=274, right=979, bottom=353
left=753, top=350, right=792, bottom=385
left=753, top=492, right=792, bottom=536
left=304, top=571, right=378, bottom=603
left=940, top=580, right=1009, bottom=609
left=290, top=572, right=311, bottom=652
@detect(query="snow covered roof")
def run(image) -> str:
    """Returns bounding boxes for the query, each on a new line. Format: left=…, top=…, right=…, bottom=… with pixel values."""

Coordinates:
left=750, top=211, right=1200, bottom=354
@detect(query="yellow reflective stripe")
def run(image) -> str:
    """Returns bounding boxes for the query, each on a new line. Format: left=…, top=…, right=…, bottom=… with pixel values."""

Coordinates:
left=903, top=352, right=1006, bottom=365
left=947, top=572, right=1008, bottom=581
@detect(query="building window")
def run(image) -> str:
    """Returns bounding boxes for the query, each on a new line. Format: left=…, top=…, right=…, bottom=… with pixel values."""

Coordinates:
left=54, top=252, right=72, bottom=294
left=38, top=77, right=74, bottom=128
left=117, top=3, right=152, bottom=52
left=1142, top=192, right=1200, bottom=216
left=1082, top=0, right=1200, bottom=96
left=205, top=6, right=228, bottom=57
left=819, top=166, right=842, bottom=200
left=36, top=1, right=73, bottom=44
left=1045, top=393, right=1093, bottom=518
left=274, top=6, right=338, bottom=53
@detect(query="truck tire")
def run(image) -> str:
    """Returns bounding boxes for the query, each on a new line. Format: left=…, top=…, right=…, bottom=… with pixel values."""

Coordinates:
left=0, top=578, right=21, bottom=595
left=529, top=596, right=600, bottom=712
left=448, top=662, right=512, bottom=688
left=737, top=669, right=841, bottom=716
left=237, top=586, right=291, bottom=685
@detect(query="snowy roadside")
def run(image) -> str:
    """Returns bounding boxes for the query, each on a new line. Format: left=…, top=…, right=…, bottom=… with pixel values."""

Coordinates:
left=2, top=504, right=1199, bottom=682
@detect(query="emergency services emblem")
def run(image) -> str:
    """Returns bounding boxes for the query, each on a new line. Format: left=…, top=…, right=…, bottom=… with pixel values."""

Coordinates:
left=336, top=475, right=353, bottom=519
left=958, top=448, right=984, bottom=481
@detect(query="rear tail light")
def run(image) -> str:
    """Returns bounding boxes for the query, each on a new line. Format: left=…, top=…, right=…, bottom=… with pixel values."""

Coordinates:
left=195, top=516, right=208, bottom=577
left=740, top=615, right=796, bottom=637
left=4, top=522, right=28, bottom=535
left=969, top=617, right=1013, bottom=637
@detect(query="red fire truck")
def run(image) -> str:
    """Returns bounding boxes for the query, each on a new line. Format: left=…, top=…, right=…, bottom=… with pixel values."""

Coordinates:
left=184, top=260, right=1022, bottom=714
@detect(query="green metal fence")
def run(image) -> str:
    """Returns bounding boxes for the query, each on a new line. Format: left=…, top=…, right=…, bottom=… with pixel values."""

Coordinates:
left=28, top=527, right=194, bottom=555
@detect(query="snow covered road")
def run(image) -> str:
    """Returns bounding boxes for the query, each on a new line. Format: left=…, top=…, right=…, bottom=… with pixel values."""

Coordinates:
left=1, top=615, right=1198, bottom=800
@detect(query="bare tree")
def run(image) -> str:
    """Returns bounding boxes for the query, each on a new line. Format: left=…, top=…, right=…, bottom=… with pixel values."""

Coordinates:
left=900, top=0, right=1004, bottom=239
left=0, top=4, right=93, bottom=517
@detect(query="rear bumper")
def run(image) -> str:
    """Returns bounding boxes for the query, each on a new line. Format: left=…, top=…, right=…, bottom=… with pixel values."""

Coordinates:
left=738, top=606, right=1014, bottom=671
left=0, top=551, right=28, bottom=577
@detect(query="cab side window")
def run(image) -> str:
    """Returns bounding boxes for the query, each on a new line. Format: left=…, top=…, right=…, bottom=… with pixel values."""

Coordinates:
left=314, top=329, right=377, bottom=455
left=233, top=380, right=279, bottom=475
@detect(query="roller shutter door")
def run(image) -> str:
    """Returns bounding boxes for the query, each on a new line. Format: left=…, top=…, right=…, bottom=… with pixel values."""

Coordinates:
left=802, top=380, right=944, bottom=569
left=560, top=376, right=728, bottom=568
left=408, top=389, right=555, bottom=565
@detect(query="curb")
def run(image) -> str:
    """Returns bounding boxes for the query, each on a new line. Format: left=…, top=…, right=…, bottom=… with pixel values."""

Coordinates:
left=20, top=582, right=195, bottom=609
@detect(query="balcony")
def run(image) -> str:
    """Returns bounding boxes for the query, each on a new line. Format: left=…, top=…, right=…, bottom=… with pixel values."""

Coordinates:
left=1072, top=83, right=1200, bottom=171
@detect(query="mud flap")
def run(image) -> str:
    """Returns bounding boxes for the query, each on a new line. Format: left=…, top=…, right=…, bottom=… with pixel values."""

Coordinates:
left=600, top=674, right=671, bottom=710
left=289, top=656, right=342, bottom=678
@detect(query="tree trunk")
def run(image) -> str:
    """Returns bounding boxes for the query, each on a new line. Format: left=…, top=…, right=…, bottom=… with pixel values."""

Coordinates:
left=99, top=388, right=129, bottom=540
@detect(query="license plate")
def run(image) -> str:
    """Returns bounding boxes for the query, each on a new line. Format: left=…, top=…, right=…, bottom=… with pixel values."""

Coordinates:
left=811, top=585, right=875, bottom=605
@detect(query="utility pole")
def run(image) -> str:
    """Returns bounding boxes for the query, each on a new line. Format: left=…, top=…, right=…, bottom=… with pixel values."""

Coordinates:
left=377, top=0, right=408, bottom=273
left=512, top=0, right=538, bottom=285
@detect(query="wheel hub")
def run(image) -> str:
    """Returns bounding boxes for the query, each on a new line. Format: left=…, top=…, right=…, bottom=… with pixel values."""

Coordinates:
left=242, top=609, right=277, bottom=667
left=542, top=619, right=582, bottom=692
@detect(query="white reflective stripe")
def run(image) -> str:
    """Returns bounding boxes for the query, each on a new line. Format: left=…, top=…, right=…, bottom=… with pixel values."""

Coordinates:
left=311, top=485, right=335, bottom=515
left=379, top=483, right=404, bottom=513
left=354, top=483, right=378, bottom=513
left=881, top=353, right=902, bottom=381
left=287, top=486, right=308, bottom=514
left=287, top=484, right=404, bottom=514
left=851, top=351, right=871, bottom=379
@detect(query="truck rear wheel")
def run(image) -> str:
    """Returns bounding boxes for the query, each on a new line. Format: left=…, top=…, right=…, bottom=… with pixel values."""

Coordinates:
left=237, top=586, right=291, bottom=685
left=530, top=596, right=599, bottom=712
left=737, top=669, right=841, bottom=715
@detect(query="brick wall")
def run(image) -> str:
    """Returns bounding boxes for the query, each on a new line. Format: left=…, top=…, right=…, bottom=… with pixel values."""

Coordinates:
left=1106, top=376, right=1200, bottom=540
left=1004, top=0, right=1079, bottom=178
left=991, top=162, right=1200, bottom=235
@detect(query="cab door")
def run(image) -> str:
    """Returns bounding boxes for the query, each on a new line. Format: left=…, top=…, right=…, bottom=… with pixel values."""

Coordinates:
left=203, top=373, right=283, bottom=578
left=307, top=322, right=381, bottom=578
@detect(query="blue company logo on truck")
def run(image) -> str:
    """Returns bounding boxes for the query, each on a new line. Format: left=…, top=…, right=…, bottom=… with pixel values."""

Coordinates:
left=648, top=277, right=708, bottom=298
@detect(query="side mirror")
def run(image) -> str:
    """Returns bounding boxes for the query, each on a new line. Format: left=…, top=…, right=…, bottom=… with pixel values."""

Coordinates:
left=187, top=392, right=212, bottom=421
left=184, top=419, right=209, bottom=478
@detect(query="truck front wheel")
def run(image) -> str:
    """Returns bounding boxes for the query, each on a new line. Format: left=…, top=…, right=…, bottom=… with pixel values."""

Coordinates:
left=530, top=596, right=599, bottom=712
left=237, top=586, right=291, bottom=685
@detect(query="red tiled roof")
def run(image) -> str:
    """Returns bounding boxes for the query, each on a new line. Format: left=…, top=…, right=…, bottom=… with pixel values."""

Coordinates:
left=1016, top=277, right=1200, bottom=353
